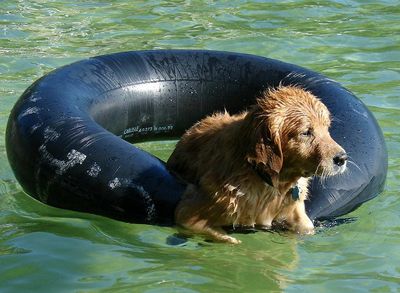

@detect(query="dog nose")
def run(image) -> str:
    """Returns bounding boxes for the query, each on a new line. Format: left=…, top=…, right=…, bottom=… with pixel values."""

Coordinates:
left=333, top=152, right=348, bottom=166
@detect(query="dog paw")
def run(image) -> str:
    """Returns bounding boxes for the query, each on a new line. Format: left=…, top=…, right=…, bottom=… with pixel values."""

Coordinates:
left=294, top=222, right=315, bottom=235
left=221, top=235, right=241, bottom=244
left=298, top=227, right=315, bottom=235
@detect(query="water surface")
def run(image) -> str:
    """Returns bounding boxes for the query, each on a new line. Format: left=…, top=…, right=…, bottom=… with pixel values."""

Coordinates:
left=1, top=1, right=399, bottom=292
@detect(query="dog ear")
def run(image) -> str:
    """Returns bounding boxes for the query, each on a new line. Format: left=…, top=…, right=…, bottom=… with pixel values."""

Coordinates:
left=246, top=114, right=283, bottom=187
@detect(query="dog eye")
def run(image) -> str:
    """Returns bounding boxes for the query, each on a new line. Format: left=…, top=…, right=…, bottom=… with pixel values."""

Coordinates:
left=300, top=129, right=313, bottom=137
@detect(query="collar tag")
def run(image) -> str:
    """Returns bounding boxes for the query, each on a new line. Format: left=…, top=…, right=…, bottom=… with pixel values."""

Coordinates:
left=291, top=185, right=301, bottom=201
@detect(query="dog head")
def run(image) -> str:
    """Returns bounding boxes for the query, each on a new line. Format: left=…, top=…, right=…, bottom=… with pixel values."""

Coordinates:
left=245, top=86, right=347, bottom=187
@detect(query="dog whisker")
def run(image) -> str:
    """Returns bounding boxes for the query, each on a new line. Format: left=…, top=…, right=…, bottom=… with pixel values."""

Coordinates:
left=331, top=116, right=344, bottom=124
left=314, top=162, right=328, bottom=188
left=347, top=160, right=363, bottom=174
left=321, top=169, right=330, bottom=188
left=343, top=154, right=362, bottom=174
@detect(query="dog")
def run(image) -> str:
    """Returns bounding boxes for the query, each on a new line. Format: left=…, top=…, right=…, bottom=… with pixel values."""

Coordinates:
left=167, top=85, right=347, bottom=244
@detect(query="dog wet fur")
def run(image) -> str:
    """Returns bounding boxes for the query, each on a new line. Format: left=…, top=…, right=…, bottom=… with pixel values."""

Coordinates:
left=167, top=85, right=347, bottom=244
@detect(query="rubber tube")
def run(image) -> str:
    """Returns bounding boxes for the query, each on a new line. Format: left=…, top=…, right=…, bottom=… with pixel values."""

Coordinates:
left=6, top=50, right=388, bottom=224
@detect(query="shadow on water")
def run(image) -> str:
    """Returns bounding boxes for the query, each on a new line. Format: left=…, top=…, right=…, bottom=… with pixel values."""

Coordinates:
left=314, top=217, right=358, bottom=229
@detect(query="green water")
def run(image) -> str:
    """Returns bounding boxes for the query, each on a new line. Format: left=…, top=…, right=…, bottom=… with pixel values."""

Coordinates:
left=1, top=1, right=399, bottom=292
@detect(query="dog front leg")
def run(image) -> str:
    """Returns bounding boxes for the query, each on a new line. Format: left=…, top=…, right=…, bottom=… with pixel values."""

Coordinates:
left=175, top=188, right=241, bottom=244
left=176, top=215, right=241, bottom=244
left=286, top=201, right=315, bottom=235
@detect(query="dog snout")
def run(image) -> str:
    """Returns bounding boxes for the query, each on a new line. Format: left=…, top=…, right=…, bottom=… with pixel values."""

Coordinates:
left=333, top=151, right=348, bottom=167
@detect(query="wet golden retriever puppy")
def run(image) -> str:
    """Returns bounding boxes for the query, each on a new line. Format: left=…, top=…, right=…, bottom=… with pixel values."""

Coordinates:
left=167, top=85, right=347, bottom=244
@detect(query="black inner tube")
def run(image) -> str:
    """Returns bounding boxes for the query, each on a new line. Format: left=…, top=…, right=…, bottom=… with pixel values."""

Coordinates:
left=6, top=50, right=388, bottom=225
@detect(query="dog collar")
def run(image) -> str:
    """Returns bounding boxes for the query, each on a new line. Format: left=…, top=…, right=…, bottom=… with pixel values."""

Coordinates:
left=291, top=185, right=301, bottom=201
left=252, top=164, right=274, bottom=187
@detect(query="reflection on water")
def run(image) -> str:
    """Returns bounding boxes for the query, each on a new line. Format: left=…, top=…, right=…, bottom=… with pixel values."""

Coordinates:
left=1, top=0, right=399, bottom=291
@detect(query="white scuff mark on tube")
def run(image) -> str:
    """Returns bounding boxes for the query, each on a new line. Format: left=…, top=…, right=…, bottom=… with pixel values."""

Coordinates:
left=87, top=163, right=101, bottom=177
left=39, top=146, right=87, bottom=175
left=108, top=177, right=121, bottom=189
